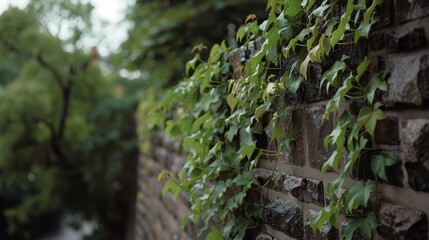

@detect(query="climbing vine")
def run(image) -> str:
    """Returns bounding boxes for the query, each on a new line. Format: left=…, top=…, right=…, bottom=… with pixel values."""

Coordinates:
left=154, top=0, right=397, bottom=239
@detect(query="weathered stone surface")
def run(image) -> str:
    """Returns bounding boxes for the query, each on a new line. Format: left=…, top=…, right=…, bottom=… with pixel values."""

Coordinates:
left=396, top=0, right=429, bottom=23
left=305, top=107, right=334, bottom=169
left=263, top=201, right=303, bottom=240
left=373, top=0, right=393, bottom=29
left=228, top=47, right=245, bottom=79
left=256, top=233, right=273, bottom=240
left=418, top=54, right=429, bottom=104
left=291, top=109, right=306, bottom=166
left=377, top=202, right=428, bottom=239
left=395, top=28, right=427, bottom=51
left=304, top=210, right=339, bottom=240
left=374, top=117, right=400, bottom=145
left=402, top=119, right=429, bottom=168
left=283, top=176, right=324, bottom=206
left=406, top=162, right=429, bottom=191
left=383, top=55, right=426, bottom=106
left=284, top=175, right=306, bottom=191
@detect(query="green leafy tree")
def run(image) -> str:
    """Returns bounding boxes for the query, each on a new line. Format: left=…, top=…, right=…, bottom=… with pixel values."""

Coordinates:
left=0, top=2, right=138, bottom=239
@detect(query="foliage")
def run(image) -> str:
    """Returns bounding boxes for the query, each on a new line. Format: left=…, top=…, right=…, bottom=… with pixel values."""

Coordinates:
left=0, top=2, right=137, bottom=238
left=156, top=0, right=397, bottom=239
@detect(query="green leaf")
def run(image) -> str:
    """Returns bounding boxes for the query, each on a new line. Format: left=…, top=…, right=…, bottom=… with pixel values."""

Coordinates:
left=236, top=25, right=245, bottom=42
left=162, top=179, right=181, bottom=200
left=284, top=73, right=305, bottom=95
left=343, top=213, right=378, bottom=240
left=227, top=93, right=239, bottom=112
left=365, top=73, right=388, bottom=104
left=206, top=228, right=224, bottom=240
left=356, top=57, right=369, bottom=81
left=285, top=0, right=302, bottom=18
left=322, top=148, right=343, bottom=173
left=357, top=104, right=386, bottom=136
left=299, top=56, right=311, bottom=80
left=255, top=102, right=271, bottom=121
left=193, top=113, right=210, bottom=131
left=320, top=58, right=347, bottom=90
left=331, top=0, right=353, bottom=47
left=345, top=181, right=375, bottom=212
left=371, top=153, right=398, bottom=181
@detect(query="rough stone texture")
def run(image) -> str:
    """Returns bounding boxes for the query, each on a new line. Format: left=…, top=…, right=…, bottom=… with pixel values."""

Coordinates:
left=263, top=201, right=303, bottom=240
left=305, top=107, right=333, bottom=169
left=396, top=0, right=429, bottom=23
left=228, top=47, right=245, bottom=79
left=383, top=55, right=423, bottom=106
left=402, top=119, right=429, bottom=167
left=406, top=162, right=429, bottom=192
left=291, top=109, right=306, bottom=166
left=374, top=117, right=400, bottom=145
left=256, top=233, right=273, bottom=240
left=377, top=202, right=428, bottom=240
left=418, top=54, right=429, bottom=104
left=283, top=175, right=324, bottom=206
left=304, top=210, right=338, bottom=240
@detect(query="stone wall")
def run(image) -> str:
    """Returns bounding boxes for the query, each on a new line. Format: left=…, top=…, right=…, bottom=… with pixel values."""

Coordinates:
left=134, top=0, right=429, bottom=239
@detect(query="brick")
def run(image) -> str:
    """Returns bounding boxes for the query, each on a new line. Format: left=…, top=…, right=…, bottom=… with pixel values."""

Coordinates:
left=374, top=117, right=400, bottom=145
left=402, top=119, right=429, bottom=167
left=291, top=109, right=306, bottom=166
left=406, top=162, right=429, bottom=192
left=283, top=175, right=324, bottom=206
left=396, top=0, right=429, bottom=23
left=256, top=233, right=273, bottom=240
left=377, top=202, right=428, bottom=239
left=263, top=201, right=303, bottom=240
left=304, top=210, right=339, bottom=240
left=383, top=55, right=429, bottom=106
left=305, top=107, right=334, bottom=169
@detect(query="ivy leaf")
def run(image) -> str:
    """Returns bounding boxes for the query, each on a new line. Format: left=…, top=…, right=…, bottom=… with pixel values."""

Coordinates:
left=311, top=2, right=329, bottom=18
left=206, top=228, right=224, bottom=240
left=285, top=73, right=305, bottom=95
left=322, top=148, right=343, bottom=173
left=320, top=58, right=347, bottom=90
left=310, top=203, right=341, bottom=232
left=357, top=103, right=386, bottom=137
left=245, top=13, right=257, bottom=23
left=331, top=0, right=353, bottom=47
left=299, top=55, right=311, bottom=80
left=236, top=25, right=245, bottom=42
left=343, top=213, right=378, bottom=240
left=254, top=102, right=271, bottom=122
left=365, top=73, right=387, bottom=104
left=326, top=172, right=345, bottom=199
left=192, top=43, right=207, bottom=53
left=345, top=181, right=375, bottom=212
left=356, top=57, right=368, bottom=81
left=371, top=153, right=398, bottom=181
left=285, top=0, right=302, bottom=18
left=162, top=178, right=181, bottom=200
left=186, top=54, right=200, bottom=75
left=227, top=93, right=239, bottom=112
left=241, top=143, right=256, bottom=159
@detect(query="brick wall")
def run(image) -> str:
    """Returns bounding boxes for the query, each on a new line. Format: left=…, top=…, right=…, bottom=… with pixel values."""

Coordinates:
left=134, top=1, right=429, bottom=239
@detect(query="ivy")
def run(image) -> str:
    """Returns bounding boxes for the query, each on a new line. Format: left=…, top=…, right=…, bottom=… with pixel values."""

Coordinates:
left=155, top=0, right=397, bottom=239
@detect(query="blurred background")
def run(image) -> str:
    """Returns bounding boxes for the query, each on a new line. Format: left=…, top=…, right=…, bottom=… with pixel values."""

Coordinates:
left=0, top=0, right=266, bottom=239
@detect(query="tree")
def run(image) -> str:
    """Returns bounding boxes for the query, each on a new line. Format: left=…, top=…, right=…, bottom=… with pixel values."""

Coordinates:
left=0, top=2, right=138, bottom=239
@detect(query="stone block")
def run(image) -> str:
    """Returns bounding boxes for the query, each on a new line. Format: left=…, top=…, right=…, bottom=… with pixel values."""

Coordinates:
left=228, top=47, right=245, bottom=79
left=377, top=202, right=428, bottom=239
left=304, top=210, right=339, bottom=240
left=374, top=117, right=400, bottom=145
left=263, top=201, right=304, bottom=240
left=402, top=119, right=429, bottom=168
left=406, top=162, right=429, bottom=192
left=373, top=0, right=393, bottom=29
left=283, top=175, right=324, bottom=206
left=305, top=107, right=334, bottom=169
left=396, top=0, right=429, bottom=23
left=291, top=109, right=306, bottom=166
left=383, top=55, right=429, bottom=106
left=256, top=233, right=273, bottom=240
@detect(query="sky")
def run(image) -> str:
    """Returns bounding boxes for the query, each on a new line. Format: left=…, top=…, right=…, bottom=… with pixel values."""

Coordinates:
left=0, top=0, right=131, bottom=56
